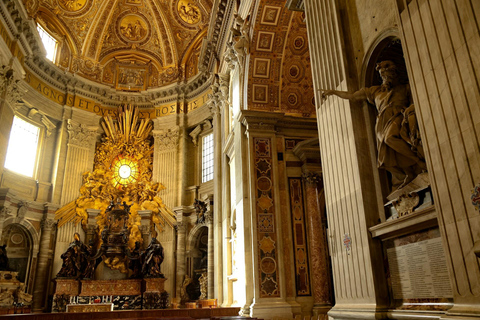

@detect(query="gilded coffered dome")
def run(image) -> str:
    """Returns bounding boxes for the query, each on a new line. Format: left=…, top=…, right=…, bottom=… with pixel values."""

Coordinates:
left=25, top=0, right=211, bottom=90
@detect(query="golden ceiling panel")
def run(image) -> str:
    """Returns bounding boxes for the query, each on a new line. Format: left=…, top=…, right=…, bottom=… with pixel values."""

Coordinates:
left=29, top=0, right=210, bottom=90
left=57, top=0, right=91, bottom=15
left=175, top=0, right=203, bottom=27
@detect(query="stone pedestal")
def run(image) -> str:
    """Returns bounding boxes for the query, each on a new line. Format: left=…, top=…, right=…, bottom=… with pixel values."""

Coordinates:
left=52, top=279, right=80, bottom=312
left=144, top=277, right=166, bottom=293
left=143, top=278, right=168, bottom=309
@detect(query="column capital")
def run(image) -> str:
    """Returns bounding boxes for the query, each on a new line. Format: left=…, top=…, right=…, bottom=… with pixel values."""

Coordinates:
left=153, top=128, right=180, bottom=149
left=67, top=119, right=99, bottom=147
left=302, top=171, right=322, bottom=186
left=40, top=217, right=56, bottom=231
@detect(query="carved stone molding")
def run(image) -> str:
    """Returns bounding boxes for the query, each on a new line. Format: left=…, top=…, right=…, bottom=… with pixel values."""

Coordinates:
left=174, top=221, right=186, bottom=232
left=154, top=128, right=180, bottom=149
left=230, top=14, right=251, bottom=70
left=224, top=41, right=238, bottom=71
left=189, top=125, right=202, bottom=147
left=189, top=120, right=213, bottom=146
left=392, top=192, right=420, bottom=217
left=204, top=211, right=213, bottom=224
left=26, top=108, right=57, bottom=137
left=67, top=119, right=98, bottom=147
left=0, top=66, right=24, bottom=109
left=207, top=73, right=229, bottom=116
left=17, top=201, right=29, bottom=219
left=0, top=207, right=11, bottom=219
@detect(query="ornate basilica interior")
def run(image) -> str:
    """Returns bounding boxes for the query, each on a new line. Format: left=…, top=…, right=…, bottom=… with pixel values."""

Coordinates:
left=0, top=0, right=478, bottom=319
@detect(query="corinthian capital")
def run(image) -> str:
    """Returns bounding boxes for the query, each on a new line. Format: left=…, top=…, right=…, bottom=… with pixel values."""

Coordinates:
left=41, top=218, right=56, bottom=230
left=153, top=128, right=180, bottom=149
left=67, top=119, right=98, bottom=147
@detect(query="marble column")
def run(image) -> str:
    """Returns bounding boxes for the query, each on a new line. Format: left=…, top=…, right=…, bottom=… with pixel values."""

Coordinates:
left=175, top=220, right=187, bottom=298
left=304, top=0, right=389, bottom=316
left=209, top=73, right=229, bottom=304
left=206, top=205, right=215, bottom=299
left=32, top=212, right=56, bottom=312
left=394, top=1, right=480, bottom=316
left=303, top=171, right=331, bottom=315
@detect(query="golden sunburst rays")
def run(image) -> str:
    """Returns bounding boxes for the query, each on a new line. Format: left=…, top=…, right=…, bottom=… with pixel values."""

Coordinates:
left=55, top=104, right=176, bottom=238
left=101, top=104, right=152, bottom=144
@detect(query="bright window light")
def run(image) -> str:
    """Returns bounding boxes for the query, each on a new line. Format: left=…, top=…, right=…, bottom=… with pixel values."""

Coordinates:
left=37, top=25, right=57, bottom=62
left=202, top=133, right=214, bottom=183
left=5, top=116, right=40, bottom=177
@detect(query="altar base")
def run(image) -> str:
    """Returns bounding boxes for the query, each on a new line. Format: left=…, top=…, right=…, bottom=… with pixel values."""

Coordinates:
left=53, top=278, right=168, bottom=312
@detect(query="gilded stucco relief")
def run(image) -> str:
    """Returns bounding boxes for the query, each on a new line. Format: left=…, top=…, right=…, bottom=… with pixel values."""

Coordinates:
left=248, top=1, right=315, bottom=117
left=28, top=0, right=210, bottom=91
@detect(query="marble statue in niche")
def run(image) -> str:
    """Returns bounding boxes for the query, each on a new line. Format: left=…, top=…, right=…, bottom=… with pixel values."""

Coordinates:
left=322, top=60, right=426, bottom=192
left=198, top=272, right=207, bottom=300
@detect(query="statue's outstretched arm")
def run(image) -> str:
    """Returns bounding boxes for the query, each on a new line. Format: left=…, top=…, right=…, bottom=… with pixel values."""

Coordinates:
left=320, top=89, right=367, bottom=102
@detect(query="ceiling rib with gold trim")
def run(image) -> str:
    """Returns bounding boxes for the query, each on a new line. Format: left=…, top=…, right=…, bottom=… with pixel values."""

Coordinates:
left=28, top=0, right=211, bottom=91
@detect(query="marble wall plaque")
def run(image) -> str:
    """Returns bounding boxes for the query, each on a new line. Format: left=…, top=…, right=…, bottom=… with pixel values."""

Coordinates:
left=387, top=237, right=453, bottom=299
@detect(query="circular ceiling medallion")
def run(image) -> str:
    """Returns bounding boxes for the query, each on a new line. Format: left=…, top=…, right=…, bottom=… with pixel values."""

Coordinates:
left=58, top=0, right=88, bottom=12
left=177, top=0, right=202, bottom=25
left=119, top=14, right=149, bottom=43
